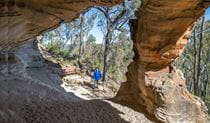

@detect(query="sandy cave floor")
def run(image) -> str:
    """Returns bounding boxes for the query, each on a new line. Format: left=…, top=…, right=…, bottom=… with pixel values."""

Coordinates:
left=0, top=76, right=153, bottom=123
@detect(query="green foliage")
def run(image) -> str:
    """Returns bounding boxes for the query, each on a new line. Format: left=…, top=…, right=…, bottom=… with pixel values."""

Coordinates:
left=174, top=18, right=210, bottom=103
left=86, top=34, right=96, bottom=45
left=40, top=3, right=135, bottom=83
left=107, top=32, right=133, bottom=81
left=46, top=40, right=62, bottom=54
left=131, top=0, right=141, bottom=10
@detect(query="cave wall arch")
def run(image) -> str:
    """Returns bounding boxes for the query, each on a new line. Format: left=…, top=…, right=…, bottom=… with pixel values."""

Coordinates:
left=0, top=0, right=209, bottom=122
left=116, top=0, right=209, bottom=122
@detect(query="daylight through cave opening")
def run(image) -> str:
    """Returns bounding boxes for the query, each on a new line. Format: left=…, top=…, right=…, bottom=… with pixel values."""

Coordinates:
left=0, top=0, right=210, bottom=123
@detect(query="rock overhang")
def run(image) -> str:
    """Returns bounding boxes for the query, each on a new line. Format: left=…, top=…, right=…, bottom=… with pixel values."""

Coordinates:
left=0, top=0, right=210, bottom=122
left=0, top=0, right=123, bottom=49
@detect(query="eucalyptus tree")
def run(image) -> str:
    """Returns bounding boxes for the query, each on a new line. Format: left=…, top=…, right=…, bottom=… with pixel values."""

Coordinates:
left=76, top=10, right=97, bottom=62
left=40, top=10, right=97, bottom=60
left=94, top=0, right=140, bottom=81
left=174, top=17, right=210, bottom=101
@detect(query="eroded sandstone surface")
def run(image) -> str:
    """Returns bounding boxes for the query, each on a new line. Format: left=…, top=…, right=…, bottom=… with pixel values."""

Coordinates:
left=116, top=0, right=208, bottom=122
left=0, top=41, right=154, bottom=123
left=0, top=0, right=122, bottom=49
left=0, top=0, right=210, bottom=123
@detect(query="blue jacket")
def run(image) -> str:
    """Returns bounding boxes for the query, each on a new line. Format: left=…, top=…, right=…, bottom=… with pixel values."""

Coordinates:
left=93, top=69, right=102, bottom=81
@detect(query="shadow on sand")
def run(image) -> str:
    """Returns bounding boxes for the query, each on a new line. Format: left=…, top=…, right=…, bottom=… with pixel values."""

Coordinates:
left=0, top=51, right=153, bottom=123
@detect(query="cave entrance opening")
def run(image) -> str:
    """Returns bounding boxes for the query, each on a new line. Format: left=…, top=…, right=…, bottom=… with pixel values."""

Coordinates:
left=0, top=0, right=210, bottom=122
left=37, top=3, right=137, bottom=99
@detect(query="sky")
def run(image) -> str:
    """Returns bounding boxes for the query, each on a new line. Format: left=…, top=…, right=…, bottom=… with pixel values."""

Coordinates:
left=205, top=7, right=210, bottom=20
left=89, top=18, right=104, bottom=44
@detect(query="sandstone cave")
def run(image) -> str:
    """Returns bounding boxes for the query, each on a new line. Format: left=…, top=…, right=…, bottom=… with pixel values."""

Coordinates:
left=0, top=0, right=210, bottom=123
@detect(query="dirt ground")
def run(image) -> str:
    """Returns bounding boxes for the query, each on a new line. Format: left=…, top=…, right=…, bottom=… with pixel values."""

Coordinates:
left=0, top=76, right=153, bottom=123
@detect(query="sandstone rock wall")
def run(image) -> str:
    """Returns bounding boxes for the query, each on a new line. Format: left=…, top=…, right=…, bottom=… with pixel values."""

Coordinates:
left=116, top=0, right=208, bottom=122
left=0, top=40, right=81, bottom=100
left=0, top=41, right=154, bottom=123
left=0, top=0, right=122, bottom=49
left=0, top=0, right=210, bottom=122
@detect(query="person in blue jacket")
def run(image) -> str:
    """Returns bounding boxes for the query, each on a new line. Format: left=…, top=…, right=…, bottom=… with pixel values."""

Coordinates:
left=93, top=67, right=102, bottom=88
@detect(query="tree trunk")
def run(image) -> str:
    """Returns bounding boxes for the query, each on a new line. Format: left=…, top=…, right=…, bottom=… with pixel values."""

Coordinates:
left=102, top=26, right=113, bottom=82
left=202, top=68, right=208, bottom=101
left=196, top=16, right=204, bottom=96
left=78, top=15, right=84, bottom=62
left=193, top=29, right=198, bottom=95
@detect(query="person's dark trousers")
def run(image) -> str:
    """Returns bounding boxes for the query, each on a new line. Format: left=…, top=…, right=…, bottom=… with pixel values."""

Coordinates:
left=94, top=80, right=99, bottom=88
